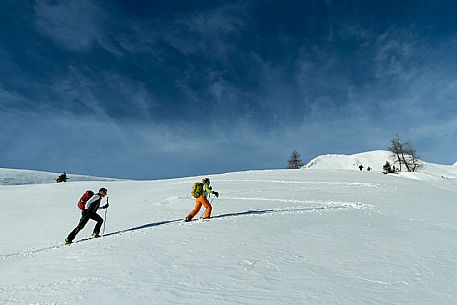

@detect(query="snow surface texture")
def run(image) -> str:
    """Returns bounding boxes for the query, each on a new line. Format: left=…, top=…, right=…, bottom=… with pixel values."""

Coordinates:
left=1, top=151, right=457, bottom=304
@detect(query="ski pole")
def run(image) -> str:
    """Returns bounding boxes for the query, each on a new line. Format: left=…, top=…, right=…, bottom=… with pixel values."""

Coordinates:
left=103, top=197, right=109, bottom=236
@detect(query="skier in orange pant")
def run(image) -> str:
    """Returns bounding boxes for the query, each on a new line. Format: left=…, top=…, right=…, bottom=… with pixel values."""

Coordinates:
left=185, top=178, right=219, bottom=222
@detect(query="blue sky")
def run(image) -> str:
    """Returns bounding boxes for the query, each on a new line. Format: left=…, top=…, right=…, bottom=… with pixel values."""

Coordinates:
left=1, top=0, right=457, bottom=179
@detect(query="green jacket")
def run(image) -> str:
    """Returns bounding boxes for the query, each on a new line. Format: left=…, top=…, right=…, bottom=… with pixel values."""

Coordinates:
left=203, top=183, right=213, bottom=197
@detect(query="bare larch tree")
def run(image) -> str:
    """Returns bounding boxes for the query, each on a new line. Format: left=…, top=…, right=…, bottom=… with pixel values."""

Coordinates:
left=388, top=135, right=423, bottom=172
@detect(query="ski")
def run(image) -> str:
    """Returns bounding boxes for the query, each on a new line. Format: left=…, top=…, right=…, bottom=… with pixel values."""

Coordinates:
left=183, top=217, right=210, bottom=223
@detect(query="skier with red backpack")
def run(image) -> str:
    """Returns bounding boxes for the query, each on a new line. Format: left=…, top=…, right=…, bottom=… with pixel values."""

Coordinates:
left=65, top=187, right=109, bottom=244
left=185, top=178, right=219, bottom=222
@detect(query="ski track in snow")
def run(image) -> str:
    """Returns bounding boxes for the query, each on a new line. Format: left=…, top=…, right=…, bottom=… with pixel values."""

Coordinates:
left=0, top=200, right=370, bottom=260
left=221, top=179, right=379, bottom=188
left=223, top=197, right=368, bottom=207
left=171, top=179, right=380, bottom=189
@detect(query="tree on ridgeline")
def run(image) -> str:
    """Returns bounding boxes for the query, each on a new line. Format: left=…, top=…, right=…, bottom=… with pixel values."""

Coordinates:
left=387, top=135, right=423, bottom=172
left=404, top=142, right=424, bottom=172
left=389, top=134, right=406, bottom=172
left=287, top=150, right=303, bottom=169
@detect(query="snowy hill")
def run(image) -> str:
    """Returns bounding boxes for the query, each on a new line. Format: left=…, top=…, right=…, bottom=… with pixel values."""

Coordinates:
left=303, top=150, right=390, bottom=171
left=304, top=150, right=457, bottom=180
left=0, top=167, right=119, bottom=185
left=2, top=165, right=457, bottom=304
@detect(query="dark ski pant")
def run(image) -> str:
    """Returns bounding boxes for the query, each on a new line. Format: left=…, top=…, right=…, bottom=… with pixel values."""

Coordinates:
left=66, top=210, right=103, bottom=242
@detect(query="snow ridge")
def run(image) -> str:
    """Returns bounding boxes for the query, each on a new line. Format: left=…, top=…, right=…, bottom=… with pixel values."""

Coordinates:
left=0, top=167, right=118, bottom=185
left=303, top=150, right=457, bottom=180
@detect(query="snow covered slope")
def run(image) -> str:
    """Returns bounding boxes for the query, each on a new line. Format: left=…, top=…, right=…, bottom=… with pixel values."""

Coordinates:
left=0, top=168, right=118, bottom=185
left=303, top=150, right=391, bottom=171
left=1, top=167, right=457, bottom=304
left=304, top=150, right=457, bottom=180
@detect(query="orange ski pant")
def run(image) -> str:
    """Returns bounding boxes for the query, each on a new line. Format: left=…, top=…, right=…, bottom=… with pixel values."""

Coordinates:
left=186, top=195, right=212, bottom=219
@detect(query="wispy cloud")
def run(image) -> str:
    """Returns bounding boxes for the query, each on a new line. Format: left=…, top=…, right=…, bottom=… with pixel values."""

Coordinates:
left=49, top=67, right=158, bottom=120
left=0, top=85, right=31, bottom=112
left=167, top=4, right=248, bottom=57
left=114, top=3, right=249, bottom=59
left=0, top=106, right=280, bottom=178
left=34, top=0, right=119, bottom=54
left=374, top=27, right=424, bottom=82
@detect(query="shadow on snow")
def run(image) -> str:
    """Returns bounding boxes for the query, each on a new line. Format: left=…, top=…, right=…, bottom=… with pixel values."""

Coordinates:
left=1, top=205, right=347, bottom=259
left=106, top=205, right=346, bottom=236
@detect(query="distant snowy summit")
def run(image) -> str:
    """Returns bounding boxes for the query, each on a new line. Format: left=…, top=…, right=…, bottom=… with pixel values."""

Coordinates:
left=303, top=150, right=457, bottom=180
left=0, top=168, right=118, bottom=185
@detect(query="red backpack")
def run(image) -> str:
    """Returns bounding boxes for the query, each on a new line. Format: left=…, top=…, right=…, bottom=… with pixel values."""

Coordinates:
left=77, top=190, right=94, bottom=210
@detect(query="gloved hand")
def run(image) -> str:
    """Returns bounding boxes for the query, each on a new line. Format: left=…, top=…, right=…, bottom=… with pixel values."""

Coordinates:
left=212, top=191, right=219, bottom=198
left=102, top=204, right=109, bottom=209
